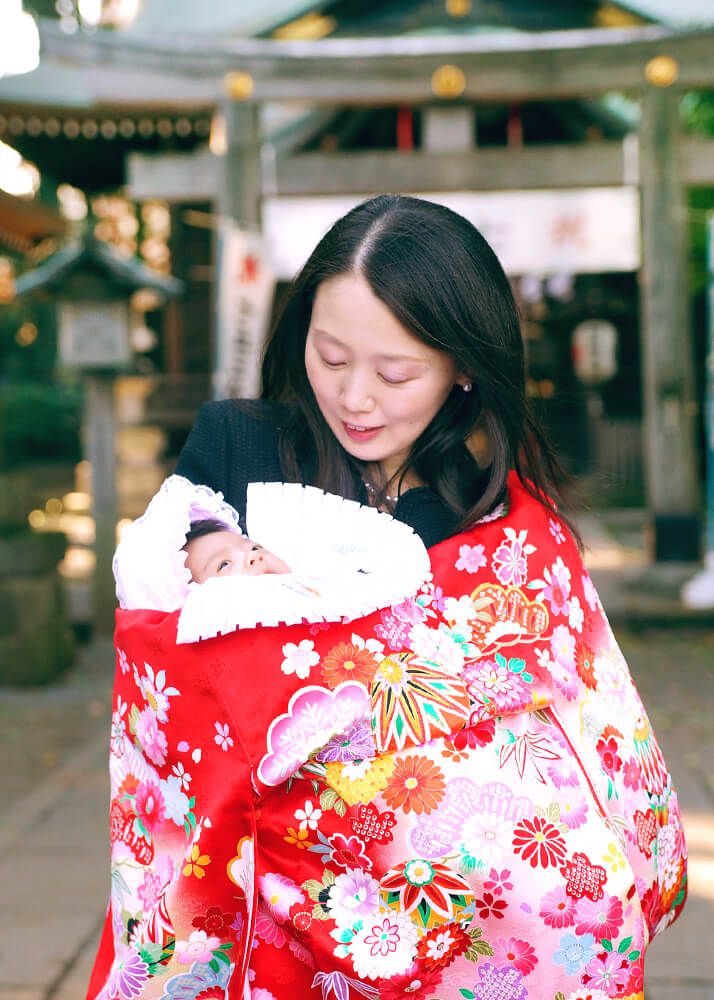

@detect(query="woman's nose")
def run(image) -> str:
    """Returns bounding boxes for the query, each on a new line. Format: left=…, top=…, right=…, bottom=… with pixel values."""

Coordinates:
left=340, top=372, right=375, bottom=414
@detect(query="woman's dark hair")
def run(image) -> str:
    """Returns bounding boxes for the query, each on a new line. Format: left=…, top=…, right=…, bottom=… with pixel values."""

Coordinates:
left=261, top=193, right=579, bottom=540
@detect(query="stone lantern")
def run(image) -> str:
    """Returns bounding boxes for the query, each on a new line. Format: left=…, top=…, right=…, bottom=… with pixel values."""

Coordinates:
left=15, top=234, right=183, bottom=636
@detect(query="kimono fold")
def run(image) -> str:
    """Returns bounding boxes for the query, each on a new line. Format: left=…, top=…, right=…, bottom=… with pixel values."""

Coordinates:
left=87, top=473, right=686, bottom=1000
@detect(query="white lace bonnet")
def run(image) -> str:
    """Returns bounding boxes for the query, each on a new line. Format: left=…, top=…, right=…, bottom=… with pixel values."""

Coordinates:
left=113, top=475, right=243, bottom=614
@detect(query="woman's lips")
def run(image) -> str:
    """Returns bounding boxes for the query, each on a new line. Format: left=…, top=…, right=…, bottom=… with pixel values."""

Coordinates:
left=342, top=421, right=383, bottom=442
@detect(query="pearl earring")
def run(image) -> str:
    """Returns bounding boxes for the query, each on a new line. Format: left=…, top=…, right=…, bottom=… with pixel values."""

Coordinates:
left=461, top=382, right=473, bottom=393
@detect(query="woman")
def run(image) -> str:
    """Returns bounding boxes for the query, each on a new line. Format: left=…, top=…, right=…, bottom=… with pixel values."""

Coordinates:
left=175, top=194, right=568, bottom=549
left=89, top=196, right=685, bottom=1000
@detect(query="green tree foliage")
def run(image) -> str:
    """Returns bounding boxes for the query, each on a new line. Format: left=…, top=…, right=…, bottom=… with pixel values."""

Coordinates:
left=0, top=379, right=82, bottom=469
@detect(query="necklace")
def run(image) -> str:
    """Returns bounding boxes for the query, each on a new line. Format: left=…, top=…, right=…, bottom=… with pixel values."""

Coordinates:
left=363, top=480, right=400, bottom=505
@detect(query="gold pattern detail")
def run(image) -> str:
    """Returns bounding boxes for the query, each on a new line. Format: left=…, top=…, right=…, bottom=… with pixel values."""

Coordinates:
left=446, top=0, right=472, bottom=16
left=224, top=71, right=255, bottom=101
left=431, top=64, right=467, bottom=99
left=272, top=13, right=336, bottom=40
left=644, top=55, right=679, bottom=88
left=595, top=3, right=646, bottom=28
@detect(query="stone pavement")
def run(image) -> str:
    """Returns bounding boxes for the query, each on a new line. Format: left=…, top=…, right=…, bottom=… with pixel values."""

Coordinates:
left=1, top=514, right=713, bottom=999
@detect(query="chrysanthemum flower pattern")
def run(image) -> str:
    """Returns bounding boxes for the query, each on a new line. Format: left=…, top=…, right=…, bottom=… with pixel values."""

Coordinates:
left=93, top=476, right=685, bottom=1000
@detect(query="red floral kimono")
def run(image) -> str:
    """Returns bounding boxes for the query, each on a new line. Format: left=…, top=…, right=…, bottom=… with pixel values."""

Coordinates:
left=87, top=473, right=686, bottom=1000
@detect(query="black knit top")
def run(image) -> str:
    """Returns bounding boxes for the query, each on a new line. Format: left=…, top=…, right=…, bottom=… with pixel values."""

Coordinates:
left=173, top=399, right=465, bottom=549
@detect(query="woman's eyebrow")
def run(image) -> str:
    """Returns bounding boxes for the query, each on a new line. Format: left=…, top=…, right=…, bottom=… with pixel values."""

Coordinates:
left=377, top=353, right=427, bottom=365
left=312, top=328, right=426, bottom=365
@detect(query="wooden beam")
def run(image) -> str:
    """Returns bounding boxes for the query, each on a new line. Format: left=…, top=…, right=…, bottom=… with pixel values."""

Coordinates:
left=278, top=140, right=714, bottom=194
left=274, top=144, right=631, bottom=195
left=128, top=147, right=218, bottom=201
left=128, top=137, right=714, bottom=202
left=37, top=20, right=714, bottom=104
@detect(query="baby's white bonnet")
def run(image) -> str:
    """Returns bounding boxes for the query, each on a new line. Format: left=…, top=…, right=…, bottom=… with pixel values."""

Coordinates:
left=113, top=475, right=242, bottom=612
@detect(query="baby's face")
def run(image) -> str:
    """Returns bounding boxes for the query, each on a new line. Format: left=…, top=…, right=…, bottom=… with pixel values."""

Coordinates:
left=184, top=530, right=290, bottom=584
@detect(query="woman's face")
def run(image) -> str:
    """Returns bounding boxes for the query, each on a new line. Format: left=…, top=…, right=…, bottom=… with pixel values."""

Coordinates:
left=305, top=273, right=466, bottom=482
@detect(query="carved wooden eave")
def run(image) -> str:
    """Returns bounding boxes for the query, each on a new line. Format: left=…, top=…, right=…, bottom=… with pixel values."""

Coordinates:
left=36, top=19, right=714, bottom=105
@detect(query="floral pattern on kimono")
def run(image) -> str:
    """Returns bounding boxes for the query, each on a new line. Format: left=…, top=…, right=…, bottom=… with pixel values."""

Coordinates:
left=87, top=473, right=686, bottom=1000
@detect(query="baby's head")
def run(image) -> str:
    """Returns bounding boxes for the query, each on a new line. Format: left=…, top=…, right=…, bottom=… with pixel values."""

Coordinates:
left=183, top=519, right=290, bottom=583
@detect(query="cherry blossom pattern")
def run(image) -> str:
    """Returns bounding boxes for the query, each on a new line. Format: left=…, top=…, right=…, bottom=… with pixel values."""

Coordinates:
left=281, top=639, right=320, bottom=679
left=214, top=721, right=234, bottom=752
left=175, top=929, right=222, bottom=965
left=133, top=662, right=179, bottom=723
left=374, top=603, right=420, bottom=652
left=490, top=527, right=536, bottom=588
left=552, top=932, right=599, bottom=975
left=548, top=517, right=566, bottom=544
left=456, top=543, right=487, bottom=574
left=91, top=471, right=687, bottom=1000
left=294, top=800, right=323, bottom=830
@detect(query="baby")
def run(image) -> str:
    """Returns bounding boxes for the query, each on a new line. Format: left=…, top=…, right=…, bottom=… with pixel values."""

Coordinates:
left=114, top=476, right=430, bottom=642
left=183, top=518, right=290, bottom=583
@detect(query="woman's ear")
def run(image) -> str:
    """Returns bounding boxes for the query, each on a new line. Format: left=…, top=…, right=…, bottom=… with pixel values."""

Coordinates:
left=455, top=377, right=473, bottom=393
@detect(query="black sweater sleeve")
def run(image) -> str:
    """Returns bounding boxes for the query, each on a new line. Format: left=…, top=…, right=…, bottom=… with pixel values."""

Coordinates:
left=174, top=400, right=232, bottom=497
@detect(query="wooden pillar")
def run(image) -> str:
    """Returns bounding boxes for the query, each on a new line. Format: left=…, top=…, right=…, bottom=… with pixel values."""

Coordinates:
left=639, top=81, right=700, bottom=560
left=84, top=373, right=118, bottom=636
left=222, top=99, right=263, bottom=228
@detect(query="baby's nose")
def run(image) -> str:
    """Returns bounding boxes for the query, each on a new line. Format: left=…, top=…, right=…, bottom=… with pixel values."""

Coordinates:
left=247, top=552, right=267, bottom=575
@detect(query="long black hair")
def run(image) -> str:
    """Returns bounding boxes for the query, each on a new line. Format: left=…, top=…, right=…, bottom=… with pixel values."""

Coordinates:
left=261, top=194, right=578, bottom=538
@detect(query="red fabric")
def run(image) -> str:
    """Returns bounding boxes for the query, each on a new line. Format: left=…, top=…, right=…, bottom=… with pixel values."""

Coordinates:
left=87, top=474, right=685, bottom=1000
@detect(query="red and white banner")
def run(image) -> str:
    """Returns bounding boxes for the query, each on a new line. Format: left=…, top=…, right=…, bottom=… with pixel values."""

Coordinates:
left=214, top=220, right=275, bottom=400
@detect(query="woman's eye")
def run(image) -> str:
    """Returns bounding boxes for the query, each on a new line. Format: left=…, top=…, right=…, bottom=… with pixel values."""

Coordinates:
left=380, top=373, right=410, bottom=385
left=217, top=559, right=232, bottom=572
left=321, top=356, right=346, bottom=369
